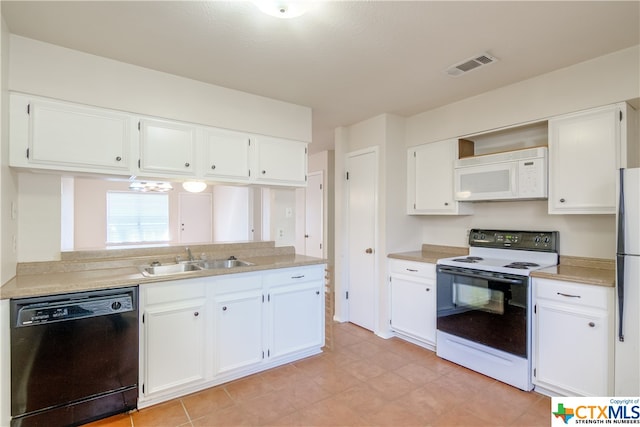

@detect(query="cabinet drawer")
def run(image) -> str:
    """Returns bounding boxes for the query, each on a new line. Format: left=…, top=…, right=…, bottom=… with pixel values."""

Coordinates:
left=389, top=259, right=436, bottom=279
left=263, top=266, right=324, bottom=286
left=213, top=272, right=263, bottom=294
left=143, top=278, right=206, bottom=306
left=535, top=278, right=612, bottom=310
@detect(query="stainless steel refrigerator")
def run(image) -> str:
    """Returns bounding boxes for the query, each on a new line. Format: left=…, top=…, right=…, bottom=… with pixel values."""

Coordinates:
left=616, top=167, right=640, bottom=396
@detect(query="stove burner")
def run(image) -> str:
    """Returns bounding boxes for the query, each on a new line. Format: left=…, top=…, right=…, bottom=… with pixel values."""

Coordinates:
left=503, top=262, right=540, bottom=269
left=452, top=256, right=484, bottom=263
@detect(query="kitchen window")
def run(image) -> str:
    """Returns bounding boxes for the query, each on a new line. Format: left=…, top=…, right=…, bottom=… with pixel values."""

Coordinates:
left=106, top=192, right=170, bottom=245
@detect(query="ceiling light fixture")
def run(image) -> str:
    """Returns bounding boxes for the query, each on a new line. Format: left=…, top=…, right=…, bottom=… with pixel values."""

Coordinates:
left=182, top=181, right=208, bottom=193
left=129, top=181, right=173, bottom=192
left=254, top=1, right=310, bottom=19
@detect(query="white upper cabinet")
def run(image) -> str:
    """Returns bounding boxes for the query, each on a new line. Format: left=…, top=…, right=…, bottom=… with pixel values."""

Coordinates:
left=253, top=136, right=307, bottom=186
left=9, top=93, right=309, bottom=187
left=407, top=139, right=473, bottom=215
left=202, top=128, right=250, bottom=181
left=10, top=93, right=134, bottom=174
left=548, top=104, right=626, bottom=214
left=138, top=119, right=197, bottom=177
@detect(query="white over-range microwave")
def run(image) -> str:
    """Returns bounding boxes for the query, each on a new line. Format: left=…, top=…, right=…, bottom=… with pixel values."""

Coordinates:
left=454, top=146, right=548, bottom=201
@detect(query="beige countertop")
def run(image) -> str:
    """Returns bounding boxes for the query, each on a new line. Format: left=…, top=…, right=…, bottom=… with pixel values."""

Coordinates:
left=530, top=256, right=615, bottom=287
left=387, top=244, right=468, bottom=264
left=0, top=243, right=326, bottom=299
left=388, top=246, right=615, bottom=288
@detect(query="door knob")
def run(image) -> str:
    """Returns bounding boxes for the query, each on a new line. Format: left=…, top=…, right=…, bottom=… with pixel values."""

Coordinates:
left=365, top=248, right=373, bottom=254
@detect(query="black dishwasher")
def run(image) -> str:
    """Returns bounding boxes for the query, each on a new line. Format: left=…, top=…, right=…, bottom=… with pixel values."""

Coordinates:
left=10, top=287, right=138, bottom=427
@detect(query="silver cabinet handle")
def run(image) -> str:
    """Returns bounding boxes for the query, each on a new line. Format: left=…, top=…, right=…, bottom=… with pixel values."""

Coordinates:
left=116, top=156, right=122, bottom=161
left=194, top=312, right=199, bottom=317
left=557, top=292, right=581, bottom=298
left=588, top=322, right=595, bottom=327
left=211, top=165, right=216, bottom=170
left=185, top=162, right=190, bottom=167
left=222, top=306, right=227, bottom=311
left=560, top=198, right=566, bottom=203
left=291, top=275, right=305, bottom=279
left=426, top=288, right=431, bottom=292
left=406, top=268, right=418, bottom=272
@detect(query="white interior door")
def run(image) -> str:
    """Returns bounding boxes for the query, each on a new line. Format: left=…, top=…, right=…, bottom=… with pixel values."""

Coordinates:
left=305, top=172, right=324, bottom=258
left=178, top=192, right=212, bottom=244
left=347, top=149, right=377, bottom=331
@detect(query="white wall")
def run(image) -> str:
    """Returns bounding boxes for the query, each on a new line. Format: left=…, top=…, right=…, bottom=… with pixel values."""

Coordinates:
left=212, top=185, right=250, bottom=242
left=0, top=11, right=14, bottom=427
left=1, top=15, right=17, bottom=284
left=17, top=173, right=61, bottom=261
left=9, top=36, right=311, bottom=143
left=405, top=46, right=640, bottom=259
left=406, top=46, right=639, bottom=147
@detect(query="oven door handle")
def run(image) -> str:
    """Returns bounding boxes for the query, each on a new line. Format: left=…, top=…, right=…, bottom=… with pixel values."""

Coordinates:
left=437, top=266, right=525, bottom=285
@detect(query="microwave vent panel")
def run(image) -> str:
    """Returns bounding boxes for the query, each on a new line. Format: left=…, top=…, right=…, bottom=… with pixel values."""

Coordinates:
left=445, top=53, right=499, bottom=77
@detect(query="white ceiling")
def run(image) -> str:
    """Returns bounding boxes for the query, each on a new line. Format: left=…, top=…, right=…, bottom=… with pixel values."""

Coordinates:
left=2, top=1, right=639, bottom=154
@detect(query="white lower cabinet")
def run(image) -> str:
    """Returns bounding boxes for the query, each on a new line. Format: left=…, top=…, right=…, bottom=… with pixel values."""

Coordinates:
left=139, top=264, right=325, bottom=408
left=266, top=268, right=325, bottom=361
left=213, top=274, right=264, bottom=377
left=140, top=279, right=208, bottom=400
left=533, top=278, right=614, bottom=396
left=389, top=259, right=437, bottom=348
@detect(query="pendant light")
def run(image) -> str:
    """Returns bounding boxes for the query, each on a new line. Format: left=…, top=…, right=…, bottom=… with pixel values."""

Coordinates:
left=182, top=181, right=207, bottom=193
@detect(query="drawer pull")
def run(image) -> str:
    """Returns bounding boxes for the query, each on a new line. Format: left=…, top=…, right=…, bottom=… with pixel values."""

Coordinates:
left=557, top=292, right=581, bottom=298
left=588, top=322, right=595, bottom=328
left=406, top=268, right=418, bottom=272
left=194, top=311, right=199, bottom=317
left=291, top=275, right=305, bottom=279
left=425, top=288, right=431, bottom=292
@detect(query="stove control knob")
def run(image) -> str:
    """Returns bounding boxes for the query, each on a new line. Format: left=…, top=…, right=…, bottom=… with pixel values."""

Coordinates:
left=534, top=236, right=541, bottom=244
left=480, top=233, right=486, bottom=240
left=543, top=236, right=551, bottom=244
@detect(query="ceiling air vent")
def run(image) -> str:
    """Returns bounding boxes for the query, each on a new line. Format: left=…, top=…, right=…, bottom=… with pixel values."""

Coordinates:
left=445, top=52, right=499, bottom=77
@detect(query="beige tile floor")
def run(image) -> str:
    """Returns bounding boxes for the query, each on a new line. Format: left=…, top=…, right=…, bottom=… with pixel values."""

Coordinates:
left=86, top=322, right=551, bottom=427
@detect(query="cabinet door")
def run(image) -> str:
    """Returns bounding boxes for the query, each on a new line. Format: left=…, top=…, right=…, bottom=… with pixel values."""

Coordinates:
left=390, top=275, right=436, bottom=345
left=27, top=98, right=132, bottom=173
left=548, top=105, right=620, bottom=214
left=535, top=301, right=610, bottom=396
left=254, top=136, right=307, bottom=185
left=143, top=299, right=207, bottom=396
left=202, top=128, right=250, bottom=180
left=214, top=290, right=264, bottom=376
left=408, top=139, right=472, bottom=215
left=268, top=282, right=324, bottom=360
left=139, top=119, right=197, bottom=176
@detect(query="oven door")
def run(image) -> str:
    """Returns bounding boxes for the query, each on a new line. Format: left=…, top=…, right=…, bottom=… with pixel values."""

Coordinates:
left=436, top=265, right=530, bottom=357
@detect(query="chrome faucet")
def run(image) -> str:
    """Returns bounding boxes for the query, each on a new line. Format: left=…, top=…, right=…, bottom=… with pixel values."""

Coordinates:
left=186, top=247, right=194, bottom=262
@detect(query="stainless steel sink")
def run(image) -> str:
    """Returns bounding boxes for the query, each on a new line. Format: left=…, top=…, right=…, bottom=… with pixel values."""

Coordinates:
left=139, top=258, right=254, bottom=277
left=139, top=261, right=203, bottom=277
left=200, top=259, right=254, bottom=269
